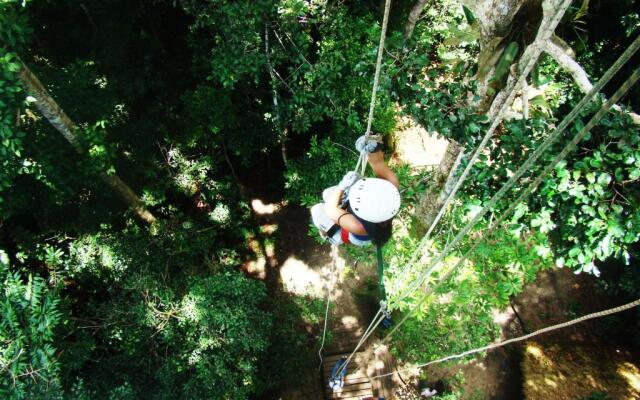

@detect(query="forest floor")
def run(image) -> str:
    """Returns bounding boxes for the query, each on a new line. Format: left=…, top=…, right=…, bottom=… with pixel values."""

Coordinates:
left=246, top=200, right=384, bottom=400
left=420, top=266, right=640, bottom=400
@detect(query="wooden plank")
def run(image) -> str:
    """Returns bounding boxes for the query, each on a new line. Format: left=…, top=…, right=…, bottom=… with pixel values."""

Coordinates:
left=321, top=348, right=381, bottom=400
left=328, top=387, right=374, bottom=399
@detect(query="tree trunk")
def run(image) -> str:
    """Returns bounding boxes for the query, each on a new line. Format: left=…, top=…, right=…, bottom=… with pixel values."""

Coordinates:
left=18, top=60, right=157, bottom=224
left=416, top=140, right=464, bottom=233
left=404, top=0, right=430, bottom=41
left=463, top=0, right=543, bottom=111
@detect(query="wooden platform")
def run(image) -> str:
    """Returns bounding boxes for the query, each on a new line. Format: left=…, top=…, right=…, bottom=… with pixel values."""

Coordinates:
left=322, top=353, right=374, bottom=400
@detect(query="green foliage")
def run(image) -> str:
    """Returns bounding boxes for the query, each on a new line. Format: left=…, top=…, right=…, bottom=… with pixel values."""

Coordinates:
left=540, top=110, right=640, bottom=275
left=465, top=103, right=640, bottom=276
left=0, top=50, right=26, bottom=207
left=0, top=1, right=31, bottom=49
left=2, top=0, right=640, bottom=398
left=285, top=136, right=357, bottom=205
left=391, top=3, right=488, bottom=147
left=387, top=201, right=552, bottom=364
left=179, top=0, right=273, bottom=89
left=158, top=273, right=272, bottom=399
left=84, top=120, right=117, bottom=175
left=0, top=250, right=62, bottom=399
left=47, top=224, right=272, bottom=399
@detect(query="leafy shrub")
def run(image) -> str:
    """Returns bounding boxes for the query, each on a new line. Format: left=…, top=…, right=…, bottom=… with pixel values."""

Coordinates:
left=54, top=224, right=274, bottom=399
left=0, top=49, right=26, bottom=209
left=386, top=198, right=552, bottom=364
left=0, top=250, right=63, bottom=399
left=156, top=272, right=272, bottom=399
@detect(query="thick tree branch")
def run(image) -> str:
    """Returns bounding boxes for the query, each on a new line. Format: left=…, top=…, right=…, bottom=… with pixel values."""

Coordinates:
left=543, top=39, right=640, bottom=125
left=543, top=39, right=591, bottom=92
left=405, top=0, right=429, bottom=41
left=417, top=140, right=464, bottom=232
left=18, top=60, right=157, bottom=224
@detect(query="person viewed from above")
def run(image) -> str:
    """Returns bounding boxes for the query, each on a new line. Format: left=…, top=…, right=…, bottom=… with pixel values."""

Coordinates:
left=311, top=134, right=400, bottom=247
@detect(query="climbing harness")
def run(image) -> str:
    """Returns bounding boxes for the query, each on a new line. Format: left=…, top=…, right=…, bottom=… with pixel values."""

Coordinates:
left=371, top=298, right=640, bottom=380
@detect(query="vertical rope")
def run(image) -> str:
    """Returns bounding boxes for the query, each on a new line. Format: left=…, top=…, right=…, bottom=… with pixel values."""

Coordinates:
left=376, top=245, right=387, bottom=301
left=332, top=1, right=393, bottom=379
left=364, top=0, right=392, bottom=138
left=318, top=245, right=339, bottom=369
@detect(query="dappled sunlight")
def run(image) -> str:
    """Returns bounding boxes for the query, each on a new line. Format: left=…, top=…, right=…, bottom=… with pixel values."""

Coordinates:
left=279, top=256, right=341, bottom=298
left=259, top=223, right=278, bottom=235
left=394, top=118, right=448, bottom=169
left=526, top=344, right=544, bottom=359
left=280, top=257, right=322, bottom=296
left=340, top=315, right=359, bottom=330
left=473, top=361, right=487, bottom=371
left=585, top=373, right=599, bottom=389
left=524, top=342, right=640, bottom=399
left=618, top=362, right=640, bottom=392
left=244, top=257, right=266, bottom=279
left=251, top=199, right=285, bottom=215
left=492, top=307, right=514, bottom=326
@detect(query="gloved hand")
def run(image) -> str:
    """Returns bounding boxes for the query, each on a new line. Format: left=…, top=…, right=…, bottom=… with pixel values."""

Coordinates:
left=355, top=135, right=382, bottom=154
left=338, top=171, right=361, bottom=191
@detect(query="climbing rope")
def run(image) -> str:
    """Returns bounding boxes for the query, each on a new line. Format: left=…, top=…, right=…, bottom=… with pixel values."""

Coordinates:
left=355, top=0, right=392, bottom=176
left=379, top=37, right=640, bottom=343
left=381, top=64, right=640, bottom=345
left=371, top=298, right=640, bottom=380
left=332, top=0, right=392, bottom=379
left=365, top=0, right=392, bottom=137
left=422, top=0, right=573, bottom=243
left=318, top=245, right=339, bottom=369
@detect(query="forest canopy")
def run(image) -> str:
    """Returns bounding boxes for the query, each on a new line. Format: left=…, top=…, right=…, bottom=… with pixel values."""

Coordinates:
left=1, top=0, right=639, bottom=398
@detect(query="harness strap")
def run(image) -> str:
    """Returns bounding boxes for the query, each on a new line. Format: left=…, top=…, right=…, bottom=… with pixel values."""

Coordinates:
left=326, top=224, right=340, bottom=238
left=341, top=228, right=351, bottom=244
left=376, top=245, right=386, bottom=301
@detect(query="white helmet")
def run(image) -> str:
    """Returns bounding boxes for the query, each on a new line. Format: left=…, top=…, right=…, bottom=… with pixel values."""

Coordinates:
left=348, top=178, right=401, bottom=223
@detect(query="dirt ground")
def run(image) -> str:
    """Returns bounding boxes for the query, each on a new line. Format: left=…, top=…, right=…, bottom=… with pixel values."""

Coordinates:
left=244, top=198, right=383, bottom=400
left=416, top=267, right=640, bottom=400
